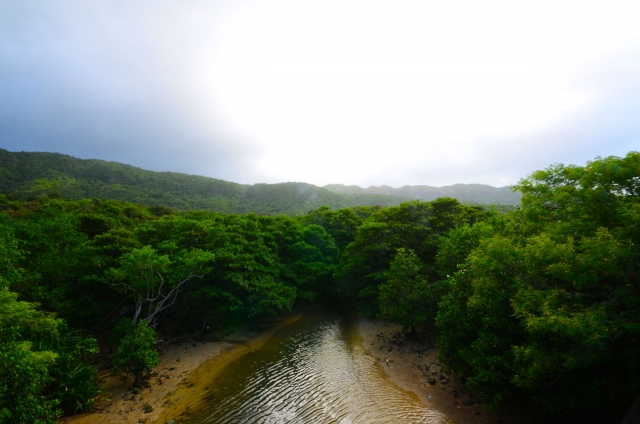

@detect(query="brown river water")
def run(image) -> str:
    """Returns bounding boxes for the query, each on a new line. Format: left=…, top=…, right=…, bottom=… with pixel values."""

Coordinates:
left=176, top=311, right=454, bottom=424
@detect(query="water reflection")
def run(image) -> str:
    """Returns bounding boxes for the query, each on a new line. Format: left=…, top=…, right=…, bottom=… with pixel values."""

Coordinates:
left=182, top=312, right=452, bottom=424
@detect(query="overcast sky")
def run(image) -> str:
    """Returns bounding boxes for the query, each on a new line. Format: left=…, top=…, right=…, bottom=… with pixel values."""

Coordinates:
left=1, top=0, right=639, bottom=188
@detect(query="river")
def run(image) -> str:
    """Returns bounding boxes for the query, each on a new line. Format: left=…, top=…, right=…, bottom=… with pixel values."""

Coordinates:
left=178, top=311, right=454, bottom=424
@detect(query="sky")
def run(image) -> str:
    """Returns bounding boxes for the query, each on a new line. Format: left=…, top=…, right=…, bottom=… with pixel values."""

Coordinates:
left=1, top=0, right=639, bottom=188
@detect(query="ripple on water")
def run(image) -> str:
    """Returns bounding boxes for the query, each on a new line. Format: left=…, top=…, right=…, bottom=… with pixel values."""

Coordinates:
left=182, top=314, right=452, bottom=424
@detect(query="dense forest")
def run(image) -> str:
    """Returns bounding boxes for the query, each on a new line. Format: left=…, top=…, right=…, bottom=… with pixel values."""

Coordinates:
left=0, top=149, right=517, bottom=214
left=0, top=149, right=407, bottom=214
left=0, top=152, right=638, bottom=423
left=324, top=182, right=521, bottom=205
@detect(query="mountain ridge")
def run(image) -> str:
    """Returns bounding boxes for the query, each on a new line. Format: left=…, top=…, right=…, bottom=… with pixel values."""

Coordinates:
left=0, top=148, right=519, bottom=214
left=0, top=149, right=406, bottom=214
left=323, top=182, right=521, bottom=205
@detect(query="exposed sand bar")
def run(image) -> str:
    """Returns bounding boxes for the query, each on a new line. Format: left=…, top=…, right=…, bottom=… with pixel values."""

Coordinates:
left=156, top=314, right=301, bottom=423
left=358, top=318, right=534, bottom=424
left=64, top=314, right=534, bottom=424
left=62, top=315, right=301, bottom=424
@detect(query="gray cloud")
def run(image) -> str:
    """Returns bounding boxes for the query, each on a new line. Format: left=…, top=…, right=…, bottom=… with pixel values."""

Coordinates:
left=0, top=1, right=260, bottom=182
left=1, top=1, right=639, bottom=188
left=394, top=51, right=640, bottom=187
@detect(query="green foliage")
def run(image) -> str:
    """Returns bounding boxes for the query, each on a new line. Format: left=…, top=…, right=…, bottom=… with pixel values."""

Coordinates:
left=0, top=339, right=60, bottom=424
left=299, top=206, right=363, bottom=250
left=0, top=215, right=23, bottom=290
left=378, top=248, right=438, bottom=333
left=2, top=199, right=144, bottom=327
left=111, top=321, right=160, bottom=386
left=1, top=150, right=637, bottom=421
left=324, top=183, right=522, bottom=205
left=336, top=198, right=488, bottom=315
left=109, top=245, right=215, bottom=325
left=165, top=213, right=339, bottom=324
left=0, top=289, right=102, bottom=421
left=436, top=152, right=640, bottom=418
left=9, top=205, right=91, bottom=321
left=35, top=325, right=102, bottom=414
left=0, top=149, right=404, bottom=215
left=108, top=318, right=135, bottom=347
left=0, top=289, right=61, bottom=423
left=435, top=222, right=495, bottom=279
left=0, top=408, right=12, bottom=423
left=437, top=236, right=524, bottom=409
left=0, top=209, right=104, bottom=420
left=196, top=214, right=289, bottom=320
left=283, top=224, right=340, bottom=300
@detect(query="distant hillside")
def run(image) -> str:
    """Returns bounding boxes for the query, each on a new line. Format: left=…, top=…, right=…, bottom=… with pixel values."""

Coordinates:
left=324, top=182, right=521, bottom=205
left=0, top=149, right=406, bottom=215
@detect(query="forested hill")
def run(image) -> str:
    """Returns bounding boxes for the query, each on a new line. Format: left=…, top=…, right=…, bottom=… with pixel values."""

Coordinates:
left=0, top=149, right=407, bottom=215
left=324, top=182, right=521, bottom=205
left=1, top=151, right=637, bottom=422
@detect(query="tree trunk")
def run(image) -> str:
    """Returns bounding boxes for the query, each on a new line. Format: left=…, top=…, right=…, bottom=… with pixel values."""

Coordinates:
left=133, top=364, right=143, bottom=387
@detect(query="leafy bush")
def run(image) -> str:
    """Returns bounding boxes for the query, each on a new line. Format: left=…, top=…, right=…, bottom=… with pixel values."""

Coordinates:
left=0, top=289, right=62, bottom=423
left=378, top=248, right=437, bottom=334
left=111, top=321, right=160, bottom=387
left=0, top=289, right=103, bottom=422
left=37, top=326, right=103, bottom=414
left=108, top=318, right=135, bottom=347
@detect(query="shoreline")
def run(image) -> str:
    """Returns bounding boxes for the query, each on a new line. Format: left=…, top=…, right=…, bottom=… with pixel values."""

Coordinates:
left=156, top=314, right=302, bottom=423
left=63, top=314, right=534, bottom=424
left=61, top=315, right=301, bottom=424
left=357, top=318, right=534, bottom=424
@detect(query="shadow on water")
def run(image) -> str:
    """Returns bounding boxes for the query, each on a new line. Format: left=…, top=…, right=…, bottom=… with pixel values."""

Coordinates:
left=177, top=309, right=454, bottom=424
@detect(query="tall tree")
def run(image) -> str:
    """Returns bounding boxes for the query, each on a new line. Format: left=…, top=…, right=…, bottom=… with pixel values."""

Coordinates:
left=109, top=245, right=214, bottom=326
left=378, top=248, right=435, bottom=334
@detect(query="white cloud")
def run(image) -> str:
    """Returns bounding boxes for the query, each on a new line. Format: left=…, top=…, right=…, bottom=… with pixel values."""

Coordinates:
left=1, top=0, right=639, bottom=186
left=204, top=0, right=640, bottom=185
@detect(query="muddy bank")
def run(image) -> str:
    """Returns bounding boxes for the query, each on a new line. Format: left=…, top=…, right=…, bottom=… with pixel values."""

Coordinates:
left=358, top=318, right=536, bottom=424
left=65, top=315, right=535, bottom=424
left=156, top=314, right=302, bottom=423
left=61, top=315, right=301, bottom=424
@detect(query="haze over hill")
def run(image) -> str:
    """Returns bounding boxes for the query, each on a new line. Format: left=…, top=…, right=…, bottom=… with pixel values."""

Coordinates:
left=0, top=149, right=407, bottom=215
left=324, top=183, right=521, bottom=205
left=0, top=149, right=518, bottom=214
left=2, top=1, right=638, bottom=189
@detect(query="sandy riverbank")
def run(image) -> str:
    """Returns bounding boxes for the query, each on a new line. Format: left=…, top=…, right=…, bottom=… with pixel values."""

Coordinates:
left=64, top=314, right=535, bottom=424
left=62, top=315, right=301, bottom=424
left=358, top=318, right=536, bottom=424
left=156, top=314, right=301, bottom=423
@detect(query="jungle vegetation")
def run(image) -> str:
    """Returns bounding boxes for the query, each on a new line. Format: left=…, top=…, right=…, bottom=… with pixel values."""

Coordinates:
left=0, top=152, right=637, bottom=423
left=0, top=148, right=405, bottom=214
left=0, top=148, right=516, bottom=214
left=324, top=182, right=522, bottom=205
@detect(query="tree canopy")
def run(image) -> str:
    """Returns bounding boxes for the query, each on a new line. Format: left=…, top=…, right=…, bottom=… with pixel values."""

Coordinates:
left=0, top=151, right=637, bottom=422
left=436, top=152, right=640, bottom=418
